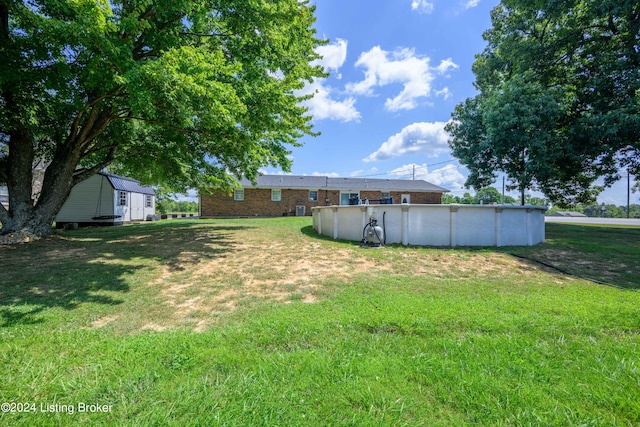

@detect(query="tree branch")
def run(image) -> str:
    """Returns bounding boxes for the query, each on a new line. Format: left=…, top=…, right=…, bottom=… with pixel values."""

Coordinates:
left=72, top=147, right=118, bottom=185
left=132, top=11, right=185, bottom=61
left=0, top=2, right=8, bottom=42
left=81, top=142, right=119, bottom=158
left=68, top=87, right=125, bottom=145
left=78, top=111, right=116, bottom=151
left=180, top=31, right=232, bottom=38
left=124, top=115, right=225, bottom=140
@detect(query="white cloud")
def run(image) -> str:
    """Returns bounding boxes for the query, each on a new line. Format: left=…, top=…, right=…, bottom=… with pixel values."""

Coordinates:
left=423, top=164, right=466, bottom=189
left=435, top=87, right=452, bottom=100
left=298, top=39, right=360, bottom=122
left=388, top=163, right=466, bottom=190
left=435, top=58, right=459, bottom=75
left=411, top=0, right=435, bottom=14
left=350, top=167, right=379, bottom=177
left=298, top=79, right=360, bottom=122
left=464, top=0, right=481, bottom=9
left=346, top=47, right=458, bottom=111
left=311, top=171, right=340, bottom=177
left=363, top=121, right=450, bottom=162
left=313, top=38, right=348, bottom=77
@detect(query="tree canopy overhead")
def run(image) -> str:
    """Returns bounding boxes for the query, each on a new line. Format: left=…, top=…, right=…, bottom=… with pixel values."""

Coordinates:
left=446, top=0, right=640, bottom=206
left=0, top=0, right=325, bottom=235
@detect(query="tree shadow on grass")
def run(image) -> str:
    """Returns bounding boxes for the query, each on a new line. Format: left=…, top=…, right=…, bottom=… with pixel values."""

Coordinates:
left=500, top=223, right=640, bottom=289
left=300, top=225, right=341, bottom=243
left=0, top=221, right=251, bottom=327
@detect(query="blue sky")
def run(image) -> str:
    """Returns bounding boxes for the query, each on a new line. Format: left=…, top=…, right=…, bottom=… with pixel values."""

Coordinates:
left=256, top=0, right=636, bottom=206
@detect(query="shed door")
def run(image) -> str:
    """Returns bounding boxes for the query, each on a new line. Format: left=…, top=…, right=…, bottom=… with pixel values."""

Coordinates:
left=130, top=193, right=144, bottom=220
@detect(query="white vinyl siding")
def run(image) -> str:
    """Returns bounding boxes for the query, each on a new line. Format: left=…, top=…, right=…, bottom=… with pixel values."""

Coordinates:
left=0, top=185, right=8, bottom=208
left=130, top=193, right=144, bottom=220
left=55, top=174, right=155, bottom=224
left=55, top=175, right=116, bottom=223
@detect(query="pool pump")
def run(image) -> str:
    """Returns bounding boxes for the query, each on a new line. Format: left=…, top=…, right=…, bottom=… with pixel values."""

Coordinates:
left=360, top=214, right=385, bottom=248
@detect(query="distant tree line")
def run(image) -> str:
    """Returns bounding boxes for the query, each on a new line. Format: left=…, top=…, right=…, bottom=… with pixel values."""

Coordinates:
left=156, top=200, right=198, bottom=215
left=546, top=204, right=640, bottom=219
left=441, top=187, right=639, bottom=218
left=442, top=186, right=547, bottom=206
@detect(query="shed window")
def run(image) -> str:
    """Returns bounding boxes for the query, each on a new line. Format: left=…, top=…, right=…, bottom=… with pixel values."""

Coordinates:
left=271, top=189, right=281, bottom=202
left=309, top=190, right=318, bottom=202
left=234, top=189, right=244, bottom=201
left=145, top=195, right=153, bottom=208
left=119, top=191, right=127, bottom=206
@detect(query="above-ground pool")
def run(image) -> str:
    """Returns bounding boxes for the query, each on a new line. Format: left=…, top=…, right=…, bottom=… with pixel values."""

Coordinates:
left=312, top=204, right=547, bottom=247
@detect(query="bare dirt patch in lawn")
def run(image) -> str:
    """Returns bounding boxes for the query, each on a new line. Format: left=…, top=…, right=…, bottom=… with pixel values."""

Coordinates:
left=156, top=238, right=391, bottom=329
left=91, top=315, right=120, bottom=328
left=148, top=225, right=548, bottom=332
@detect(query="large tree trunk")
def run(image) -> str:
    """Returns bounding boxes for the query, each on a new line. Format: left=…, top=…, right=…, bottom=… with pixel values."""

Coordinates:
left=0, top=122, right=97, bottom=237
left=0, top=202, right=62, bottom=236
left=0, top=142, right=78, bottom=236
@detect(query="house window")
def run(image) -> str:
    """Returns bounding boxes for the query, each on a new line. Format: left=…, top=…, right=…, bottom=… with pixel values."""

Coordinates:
left=381, top=192, right=390, bottom=199
left=271, top=189, right=281, bottom=202
left=234, top=189, right=244, bottom=201
left=119, top=191, right=127, bottom=206
left=145, top=195, right=153, bottom=208
left=309, top=190, right=318, bottom=202
left=340, top=192, right=359, bottom=205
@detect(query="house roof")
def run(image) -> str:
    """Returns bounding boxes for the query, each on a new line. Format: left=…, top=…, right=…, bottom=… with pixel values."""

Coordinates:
left=240, top=175, right=449, bottom=193
left=100, top=172, right=156, bottom=195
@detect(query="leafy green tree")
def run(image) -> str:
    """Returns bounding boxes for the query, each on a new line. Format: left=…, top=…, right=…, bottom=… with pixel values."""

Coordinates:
left=442, top=188, right=517, bottom=205
left=447, top=0, right=640, bottom=207
left=524, top=195, right=548, bottom=207
left=0, top=0, right=325, bottom=235
left=155, top=198, right=198, bottom=214
left=460, top=192, right=477, bottom=204
left=441, top=194, right=456, bottom=204
left=476, top=186, right=501, bottom=204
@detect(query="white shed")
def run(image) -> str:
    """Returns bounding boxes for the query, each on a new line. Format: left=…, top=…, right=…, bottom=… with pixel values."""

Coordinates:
left=56, top=172, right=156, bottom=227
left=0, top=185, right=8, bottom=209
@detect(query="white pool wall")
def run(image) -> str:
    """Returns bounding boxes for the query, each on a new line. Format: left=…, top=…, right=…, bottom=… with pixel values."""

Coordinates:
left=312, top=204, right=547, bottom=247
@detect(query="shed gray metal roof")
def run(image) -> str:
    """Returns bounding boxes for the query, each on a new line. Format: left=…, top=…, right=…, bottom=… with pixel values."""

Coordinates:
left=101, top=173, right=156, bottom=195
left=240, top=175, right=449, bottom=193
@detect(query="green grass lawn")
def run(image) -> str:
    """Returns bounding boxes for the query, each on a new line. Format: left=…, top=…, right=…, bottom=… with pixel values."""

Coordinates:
left=0, top=218, right=639, bottom=426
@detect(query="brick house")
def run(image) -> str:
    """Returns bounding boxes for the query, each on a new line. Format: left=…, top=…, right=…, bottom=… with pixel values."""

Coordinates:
left=199, top=175, right=449, bottom=218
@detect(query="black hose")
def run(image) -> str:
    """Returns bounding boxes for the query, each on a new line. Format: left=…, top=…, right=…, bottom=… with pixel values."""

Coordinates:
left=361, top=220, right=371, bottom=244
left=382, top=211, right=386, bottom=245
